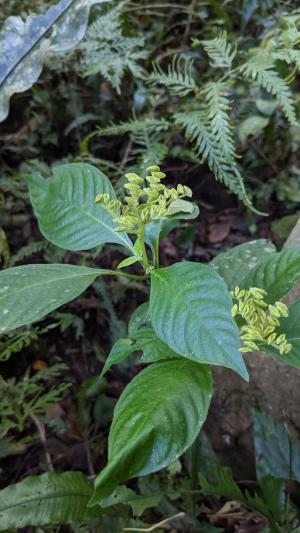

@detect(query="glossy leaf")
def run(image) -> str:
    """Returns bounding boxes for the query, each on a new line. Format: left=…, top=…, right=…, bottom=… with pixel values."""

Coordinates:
left=144, top=205, right=199, bottom=254
left=240, top=246, right=300, bottom=303
left=133, top=327, right=178, bottom=363
left=90, top=359, right=213, bottom=504
left=210, top=239, right=276, bottom=290
left=100, top=326, right=178, bottom=378
left=101, top=486, right=161, bottom=517
left=0, top=264, right=107, bottom=333
left=252, top=408, right=300, bottom=482
left=262, top=298, right=300, bottom=369
left=0, top=472, right=98, bottom=529
left=100, top=338, right=135, bottom=378
left=27, top=163, right=133, bottom=252
left=150, top=262, right=247, bottom=379
left=128, top=302, right=150, bottom=335
left=0, top=0, right=109, bottom=122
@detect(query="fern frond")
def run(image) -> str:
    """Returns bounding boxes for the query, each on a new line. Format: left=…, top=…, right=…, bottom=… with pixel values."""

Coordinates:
left=146, top=55, right=197, bottom=96
left=174, top=111, right=247, bottom=201
left=94, top=117, right=170, bottom=138
left=203, top=81, right=236, bottom=160
left=240, top=55, right=297, bottom=124
left=9, top=240, right=48, bottom=266
left=200, top=31, right=236, bottom=69
left=273, top=49, right=300, bottom=71
left=0, top=329, right=38, bottom=362
left=132, top=129, right=169, bottom=169
left=79, top=3, right=148, bottom=92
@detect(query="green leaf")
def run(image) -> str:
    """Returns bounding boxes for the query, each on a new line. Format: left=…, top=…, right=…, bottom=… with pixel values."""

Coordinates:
left=186, top=431, right=219, bottom=486
left=27, top=163, right=133, bottom=252
left=144, top=205, right=199, bottom=255
left=0, top=264, right=107, bottom=333
left=101, top=486, right=161, bottom=517
left=199, top=464, right=243, bottom=501
left=128, top=302, right=150, bottom=335
left=167, top=199, right=194, bottom=215
left=252, top=408, right=300, bottom=483
left=150, top=262, right=248, bottom=379
left=239, top=246, right=300, bottom=302
left=117, top=237, right=144, bottom=268
left=100, top=326, right=178, bottom=378
left=133, top=326, right=178, bottom=363
left=198, top=464, right=281, bottom=528
left=238, top=115, right=269, bottom=143
left=210, top=239, right=276, bottom=290
left=259, top=476, right=285, bottom=525
left=0, top=0, right=108, bottom=122
left=261, top=298, right=300, bottom=369
left=0, top=472, right=98, bottom=529
left=117, top=256, right=141, bottom=269
left=89, top=359, right=213, bottom=504
left=100, top=338, right=135, bottom=378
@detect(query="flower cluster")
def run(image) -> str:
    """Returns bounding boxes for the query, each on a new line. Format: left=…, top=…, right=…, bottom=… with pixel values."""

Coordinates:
left=231, top=286, right=292, bottom=355
left=95, top=166, right=192, bottom=233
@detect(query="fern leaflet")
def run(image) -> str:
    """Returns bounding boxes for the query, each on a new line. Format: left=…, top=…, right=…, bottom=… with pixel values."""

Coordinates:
left=203, top=81, right=236, bottom=160
left=174, top=111, right=247, bottom=201
left=200, top=31, right=236, bottom=69
left=240, top=55, right=297, bottom=124
left=92, top=117, right=170, bottom=138
left=79, top=3, right=148, bottom=93
left=146, top=56, right=197, bottom=96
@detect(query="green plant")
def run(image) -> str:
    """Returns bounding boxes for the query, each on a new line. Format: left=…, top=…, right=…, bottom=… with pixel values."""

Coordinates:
left=1, top=161, right=300, bottom=529
left=198, top=408, right=300, bottom=532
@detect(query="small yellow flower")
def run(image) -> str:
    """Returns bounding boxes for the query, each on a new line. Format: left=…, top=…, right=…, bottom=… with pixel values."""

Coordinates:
left=231, top=286, right=291, bottom=356
left=95, top=165, right=194, bottom=234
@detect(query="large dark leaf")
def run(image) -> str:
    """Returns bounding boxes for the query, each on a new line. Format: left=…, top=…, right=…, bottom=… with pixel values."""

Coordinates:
left=150, top=262, right=247, bottom=379
left=90, top=359, right=213, bottom=504
left=27, top=163, right=133, bottom=252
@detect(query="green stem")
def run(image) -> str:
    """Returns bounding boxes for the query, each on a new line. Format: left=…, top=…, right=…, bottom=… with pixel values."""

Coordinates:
left=154, top=236, right=160, bottom=269
left=103, top=270, right=147, bottom=281
left=138, top=226, right=150, bottom=272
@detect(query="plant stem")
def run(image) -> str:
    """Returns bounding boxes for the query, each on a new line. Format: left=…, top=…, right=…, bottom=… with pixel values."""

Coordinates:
left=139, top=225, right=150, bottom=271
left=29, top=413, right=54, bottom=472
left=101, top=270, right=147, bottom=281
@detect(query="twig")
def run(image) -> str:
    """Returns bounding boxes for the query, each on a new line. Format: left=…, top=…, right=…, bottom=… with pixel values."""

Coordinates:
left=183, top=0, right=196, bottom=44
left=29, top=413, right=54, bottom=472
left=123, top=512, right=185, bottom=532
left=119, top=136, right=134, bottom=173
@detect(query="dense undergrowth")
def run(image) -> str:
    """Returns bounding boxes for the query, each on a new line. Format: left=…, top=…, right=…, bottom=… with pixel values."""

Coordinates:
left=1, top=1, right=300, bottom=532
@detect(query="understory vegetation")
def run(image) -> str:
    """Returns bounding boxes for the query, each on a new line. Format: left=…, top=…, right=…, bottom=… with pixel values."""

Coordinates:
left=1, top=1, right=300, bottom=532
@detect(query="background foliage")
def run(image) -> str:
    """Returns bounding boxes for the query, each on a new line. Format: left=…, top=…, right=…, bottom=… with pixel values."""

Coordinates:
left=1, top=0, right=300, bottom=531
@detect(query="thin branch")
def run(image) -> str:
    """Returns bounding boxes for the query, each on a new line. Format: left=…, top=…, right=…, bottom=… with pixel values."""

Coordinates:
left=123, top=512, right=185, bottom=532
left=29, top=413, right=54, bottom=472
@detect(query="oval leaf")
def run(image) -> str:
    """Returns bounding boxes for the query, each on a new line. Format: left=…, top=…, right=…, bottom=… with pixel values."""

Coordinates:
left=128, top=302, right=150, bottom=335
left=211, top=239, right=276, bottom=290
left=0, top=472, right=98, bottom=529
left=27, top=163, right=133, bottom=252
left=90, top=359, right=212, bottom=504
left=100, top=326, right=177, bottom=378
left=150, top=262, right=247, bottom=379
left=239, top=245, right=300, bottom=303
left=0, top=264, right=106, bottom=333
